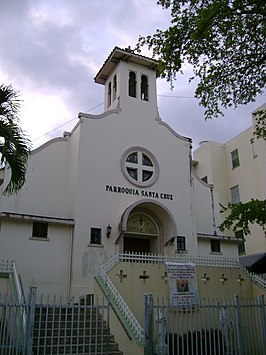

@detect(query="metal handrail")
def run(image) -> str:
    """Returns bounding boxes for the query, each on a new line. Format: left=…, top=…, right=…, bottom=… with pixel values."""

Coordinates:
left=98, top=266, right=144, bottom=344
left=12, top=261, right=27, bottom=332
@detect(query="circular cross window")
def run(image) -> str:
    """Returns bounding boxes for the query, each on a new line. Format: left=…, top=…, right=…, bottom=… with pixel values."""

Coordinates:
left=121, top=147, right=159, bottom=187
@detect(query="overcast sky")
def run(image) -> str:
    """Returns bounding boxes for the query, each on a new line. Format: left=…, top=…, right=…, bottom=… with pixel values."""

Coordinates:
left=0, top=0, right=265, bottom=150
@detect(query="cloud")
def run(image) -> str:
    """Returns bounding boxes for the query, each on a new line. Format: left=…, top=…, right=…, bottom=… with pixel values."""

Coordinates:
left=0, top=0, right=264, bottom=149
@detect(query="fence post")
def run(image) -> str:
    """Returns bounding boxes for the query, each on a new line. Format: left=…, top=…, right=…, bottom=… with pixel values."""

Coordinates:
left=259, top=295, right=266, bottom=351
left=26, top=284, right=37, bottom=355
left=234, top=294, right=243, bottom=355
left=144, top=293, right=154, bottom=355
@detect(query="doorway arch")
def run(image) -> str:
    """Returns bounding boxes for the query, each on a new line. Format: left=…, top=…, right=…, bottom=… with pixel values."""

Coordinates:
left=124, top=212, right=159, bottom=253
left=119, top=199, right=177, bottom=254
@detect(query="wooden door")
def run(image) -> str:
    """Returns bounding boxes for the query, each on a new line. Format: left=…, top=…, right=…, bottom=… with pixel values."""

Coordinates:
left=124, top=237, right=150, bottom=253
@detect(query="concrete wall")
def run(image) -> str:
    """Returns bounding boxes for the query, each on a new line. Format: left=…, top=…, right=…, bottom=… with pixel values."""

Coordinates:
left=0, top=137, right=71, bottom=219
left=197, top=239, right=239, bottom=258
left=194, top=141, right=229, bottom=207
left=93, top=261, right=265, bottom=355
left=194, top=108, right=266, bottom=255
left=107, top=262, right=264, bottom=327
left=193, top=175, right=221, bottom=236
left=0, top=220, right=72, bottom=298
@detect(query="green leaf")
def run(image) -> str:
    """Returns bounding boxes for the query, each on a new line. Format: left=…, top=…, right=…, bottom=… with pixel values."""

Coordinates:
left=219, top=199, right=266, bottom=235
left=0, top=84, right=32, bottom=195
left=136, top=0, right=266, bottom=121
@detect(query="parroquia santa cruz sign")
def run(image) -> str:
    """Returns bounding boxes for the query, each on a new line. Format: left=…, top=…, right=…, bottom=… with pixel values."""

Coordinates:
left=105, top=184, right=174, bottom=201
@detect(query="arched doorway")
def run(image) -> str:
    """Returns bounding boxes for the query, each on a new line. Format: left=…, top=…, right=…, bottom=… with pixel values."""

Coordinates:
left=119, top=200, right=177, bottom=254
left=124, top=213, right=159, bottom=253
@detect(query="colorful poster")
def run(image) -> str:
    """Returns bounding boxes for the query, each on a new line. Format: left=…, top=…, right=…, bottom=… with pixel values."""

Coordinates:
left=165, top=262, right=199, bottom=307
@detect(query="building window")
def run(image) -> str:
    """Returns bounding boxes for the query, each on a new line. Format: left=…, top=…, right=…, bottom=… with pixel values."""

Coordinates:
left=128, top=71, right=136, bottom=98
left=176, top=236, right=186, bottom=251
left=113, top=75, right=117, bottom=101
left=90, top=228, right=102, bottom=244
left=32, top=222, right=48, bottom=238
left=121, top=147, right=159, bottom=187
left=230, top=185, right=240, bottom=204
left=210, top=239, right=220, bottom=253
left=107, top=82, right=111, bottom=107
left=251, top=140, right=257, bottom=158
left=231, top=149, right=240, bottom=169
left=125, top=152, right=154, bottom=182
left=141, top=74, right=148, bottom=101
left=238, top=241, right=245, bottom=255
left=235, top=230, right=245, bottom=254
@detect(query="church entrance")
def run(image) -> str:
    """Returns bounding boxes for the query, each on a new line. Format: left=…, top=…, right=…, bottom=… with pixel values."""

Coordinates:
left=120, top=200, right=177, bottom=255
left=124, top=237, right=150, bottom=253
left=123, top=213, right=159, bottom=253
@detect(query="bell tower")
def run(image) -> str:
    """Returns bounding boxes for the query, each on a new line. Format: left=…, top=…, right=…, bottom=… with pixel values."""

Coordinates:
left=94, top=47, right=159, bottom=116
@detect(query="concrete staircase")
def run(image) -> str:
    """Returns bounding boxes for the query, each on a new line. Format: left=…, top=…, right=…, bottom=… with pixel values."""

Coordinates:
left=32, top=298, right=123, bottom=355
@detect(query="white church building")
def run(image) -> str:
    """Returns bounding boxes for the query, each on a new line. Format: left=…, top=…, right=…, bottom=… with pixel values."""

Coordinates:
left=0, top=47, right=241, bottom=298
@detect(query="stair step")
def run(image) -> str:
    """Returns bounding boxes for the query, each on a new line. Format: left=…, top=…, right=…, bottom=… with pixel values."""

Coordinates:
left=32, top=344, right=123, bottom=354
left=34, top=328, right=112, bottom=336
left=32, top=350, right=123, bottom=355
left=33, top=335, right=115, bottom=344
left=33, top=298, right=123, bottom=355
left=33, top=341, right=120, bottom=349
left=34, top=310, right=101, bottom=318
left=34, top=320, right=106, bottom=329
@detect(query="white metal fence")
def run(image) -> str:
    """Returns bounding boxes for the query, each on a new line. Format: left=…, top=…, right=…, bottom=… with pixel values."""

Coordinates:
left=144, top=294, right=266, bottom=355
left=0, top=289, right=123, bottom=355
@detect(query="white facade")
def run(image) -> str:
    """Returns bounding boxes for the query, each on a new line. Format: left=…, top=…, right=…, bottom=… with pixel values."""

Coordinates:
left=194, top=103, right=266, bottom=256
left=0, top=47, right=240, bottom=298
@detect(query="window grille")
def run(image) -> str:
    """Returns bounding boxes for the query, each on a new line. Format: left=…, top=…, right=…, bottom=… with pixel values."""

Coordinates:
left=176, top=236, right=186, bottom=251
left=231, top=149, right=240, bottom=168
left=32, top=222, right=48, bottom=238
left=90, top=228, right=102, bottom=244
left=230, top=185, right=240, bottom=204
left=210, top=239, right=220, bottom=253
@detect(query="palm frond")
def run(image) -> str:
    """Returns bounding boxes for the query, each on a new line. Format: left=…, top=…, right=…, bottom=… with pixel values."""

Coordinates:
left=0, top=84, right=31, bottom=195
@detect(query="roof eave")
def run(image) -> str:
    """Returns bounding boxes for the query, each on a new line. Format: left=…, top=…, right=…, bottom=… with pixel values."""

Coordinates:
left=94, top=47, right=159, bottom=85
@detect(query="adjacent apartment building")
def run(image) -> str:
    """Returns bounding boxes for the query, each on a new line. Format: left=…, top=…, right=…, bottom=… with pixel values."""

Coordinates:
left=193, top=103, right=266, bottom=257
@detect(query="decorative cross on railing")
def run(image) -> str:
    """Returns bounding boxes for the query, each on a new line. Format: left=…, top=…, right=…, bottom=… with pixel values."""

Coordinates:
left=116, top=269, right=127, bottom=282
left=200, top=273, right=210, bottom=284
left=161, top=271, right=168, bottom=284
left=236, top=274, right=244, bottom=285
left=219, top=273, right=228, bottom=285
left=139, top=270, right=150, bottom=283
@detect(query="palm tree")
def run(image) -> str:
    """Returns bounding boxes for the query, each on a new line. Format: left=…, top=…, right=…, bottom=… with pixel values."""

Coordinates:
left=0, top=84, right=31, bottom=195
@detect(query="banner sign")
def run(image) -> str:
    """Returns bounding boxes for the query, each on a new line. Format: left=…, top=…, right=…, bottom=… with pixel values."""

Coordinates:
left=165, top=262, right=199, bottom=307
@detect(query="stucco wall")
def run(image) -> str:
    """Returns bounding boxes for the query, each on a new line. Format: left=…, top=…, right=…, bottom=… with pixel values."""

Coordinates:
left=0, top=220, right=72, bottom=298
left=107, top=262, right=265, bottom=327
left=197, top=239, right=238, bottom=258
left=193, top=113, right=266, bottom=255
left=0, top=138, right=71, bottom=219
left=70, top=97, right=201, bottom=295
